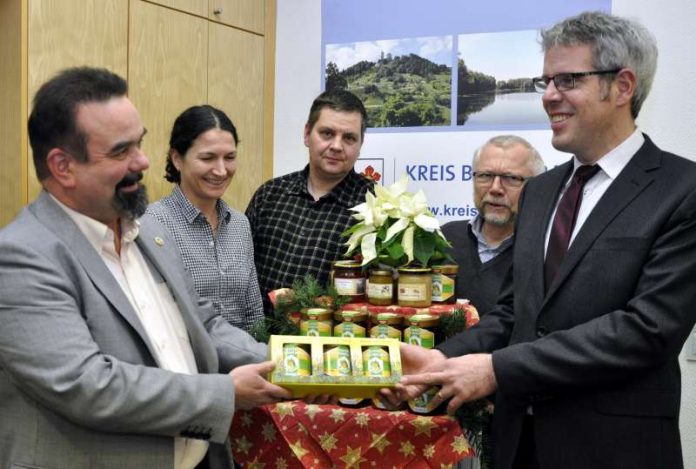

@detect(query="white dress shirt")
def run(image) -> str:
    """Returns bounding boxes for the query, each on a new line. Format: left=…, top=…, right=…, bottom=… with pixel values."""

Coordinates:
left=545, top=129, right=645, bottom=254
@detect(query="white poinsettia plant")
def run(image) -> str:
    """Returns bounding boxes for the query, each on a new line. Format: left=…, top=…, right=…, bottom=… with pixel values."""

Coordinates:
left=343, top=176, right=452, bottom=268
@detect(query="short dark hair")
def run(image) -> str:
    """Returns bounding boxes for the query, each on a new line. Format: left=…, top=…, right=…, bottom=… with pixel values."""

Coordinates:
left=28, top=67, right=128, bottom=180
left=306, top=89, right=367, bottom=141
left=164, top=105, right=239, bottom=184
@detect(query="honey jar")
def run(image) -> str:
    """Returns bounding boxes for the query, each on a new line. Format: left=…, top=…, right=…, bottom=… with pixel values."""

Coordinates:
left=300, top=308, right=333, bottom=337
left=332, top=260, right=367, bottom=302
left=397, top=267, right=432, bottom=307
left=282, top=343, right=311, bottom=377
left=404, top=314, right=442, bottom=414
left=431, top=264, right=458, bottom=304
left=367, top=269, right=394, bottom=305
left=369, top=312, right=403, bottom=340
left=333, top=310, right=368, bottom=337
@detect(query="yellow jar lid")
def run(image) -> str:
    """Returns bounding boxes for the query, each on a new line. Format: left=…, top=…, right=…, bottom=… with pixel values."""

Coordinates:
left=333, top=260, right=363, bottom=269
left=432, top=264, right=459, bottom=274
left=374, top=312, right=402, bottom=325
left=370, top=269, right=393, bottom=276
left=397, top=267, right=432, bottom=274
left=334, top=310, right=368, bottom=322
left=408, top=313, right=439, bottom=327
left=302, top=307, right=333, bottom=320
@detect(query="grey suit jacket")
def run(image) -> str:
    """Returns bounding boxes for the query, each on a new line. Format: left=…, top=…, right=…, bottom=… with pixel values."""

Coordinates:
left=0, top=191, right=267, bottom=468
left=439, top=136, right=696, bottom=469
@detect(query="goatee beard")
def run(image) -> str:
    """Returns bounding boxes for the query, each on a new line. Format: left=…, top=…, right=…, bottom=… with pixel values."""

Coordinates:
left=113, top=172, right=148, bottom=220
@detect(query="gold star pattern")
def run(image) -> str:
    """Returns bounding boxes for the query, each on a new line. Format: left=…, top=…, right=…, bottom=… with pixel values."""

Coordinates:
left=354, top=412, right=370, bottom=427
left=240, top=411, right=253, bottom=427
left=439, top=464, right=454, bottom=469
left=423, top=443, right=436, bottom=459
left=275, top=457, right=288, bottom=469
left=272, top=401, right=296, bottom=420
left=319, top=431, right=339, bottom=452
left=261, top=421, right=277, bottom=442
left=451, top=434, right=471, bottom=455
left=411, top=416, right=438, bottom=437
left=304, top=404, right=322, bottom=421
left=399, top=440, right=415, bottom=458
left=246, top=457, right=265, bottom=469
left=330, top=407, right=347, bottom=423
left=297, top=423, right=309, bottom=436
left=370, top=432, right=391, bottom=454
left=340, top=445, right=367, bottom=468
left=289, top=439, right=308, bottom=458
left=233, top=435, right=252, bottom=455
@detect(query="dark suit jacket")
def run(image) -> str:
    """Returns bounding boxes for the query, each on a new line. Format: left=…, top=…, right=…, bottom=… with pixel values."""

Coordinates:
left=438, top=136, right=696, bottom=469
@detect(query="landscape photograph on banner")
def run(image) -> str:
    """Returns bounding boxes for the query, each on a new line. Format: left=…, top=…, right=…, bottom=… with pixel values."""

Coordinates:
left=325, top=36, right=452, bottom=128
left=457, top=29, right=546, bottom=127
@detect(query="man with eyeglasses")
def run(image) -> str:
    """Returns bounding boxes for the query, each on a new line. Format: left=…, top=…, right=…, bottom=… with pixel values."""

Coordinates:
left=394, top=11, right=696, bottom=469
left=441, top=135, right=544, bottom=316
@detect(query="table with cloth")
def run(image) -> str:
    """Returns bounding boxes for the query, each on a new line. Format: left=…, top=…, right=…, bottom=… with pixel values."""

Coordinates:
left=230, top=400, right=474, bottom=468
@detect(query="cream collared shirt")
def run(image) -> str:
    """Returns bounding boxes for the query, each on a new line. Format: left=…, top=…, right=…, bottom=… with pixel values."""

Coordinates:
left=52, top=196, right=208, bottom=469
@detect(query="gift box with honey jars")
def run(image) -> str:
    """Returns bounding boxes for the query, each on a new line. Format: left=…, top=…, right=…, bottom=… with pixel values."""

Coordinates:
left=267, top=335, right=402, bottom=398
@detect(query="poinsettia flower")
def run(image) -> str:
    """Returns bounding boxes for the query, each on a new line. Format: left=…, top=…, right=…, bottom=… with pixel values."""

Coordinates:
left=342, top=175, right=451, bottom=268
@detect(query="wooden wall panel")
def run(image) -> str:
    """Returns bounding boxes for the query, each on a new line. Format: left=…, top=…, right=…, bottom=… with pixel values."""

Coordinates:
left=0, top=0, right=25, bottom=227
left=26, top=0, right=128, bottom=201
left=210, top=0, right=264, bottom=34
left=128, top=0, right=208, bottom=204
left=143, top=0, right=208, bottom=18
left=208, top=23, right=265, bottom=212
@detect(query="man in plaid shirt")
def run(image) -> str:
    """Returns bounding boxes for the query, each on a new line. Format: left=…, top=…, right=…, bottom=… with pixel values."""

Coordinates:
left=246, top=89, right=374, bottom=315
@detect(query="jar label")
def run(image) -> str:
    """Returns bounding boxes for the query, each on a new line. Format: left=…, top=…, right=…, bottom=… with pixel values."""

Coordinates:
left=324, top=345, right=352, bottom=376
left=398, top=284, right=427, bottom=301
left=431, top=273, right=455, bottom=302
left=334, top=277, right=366, bottom=296
left=334, top=322, right=366, bottom=338
left=408, top=386, right=440, bottom=414
left=300, top=319, right=332, bottom=337
left=362, top=347, right=391, bottom=377
left=370, top=324, right=401, bottom=340
left=367, top=282, right=393, bottom=299
left=282, top=344, right=311, bottom=376
left=405, top=326, right=435, bottom=349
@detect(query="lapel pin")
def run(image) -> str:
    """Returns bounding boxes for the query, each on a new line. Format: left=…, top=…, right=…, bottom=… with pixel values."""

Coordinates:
left=154, top=236, right=165, bottom=246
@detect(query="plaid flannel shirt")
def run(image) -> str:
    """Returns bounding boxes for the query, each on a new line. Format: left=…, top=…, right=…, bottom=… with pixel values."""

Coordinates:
left=245, top=166, right=374, bottom=315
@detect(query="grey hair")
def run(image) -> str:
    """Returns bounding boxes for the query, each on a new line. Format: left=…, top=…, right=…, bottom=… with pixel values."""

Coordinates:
left=472, top=135, right=545, bottom=176
left=540, top=11, right=658, bottom=119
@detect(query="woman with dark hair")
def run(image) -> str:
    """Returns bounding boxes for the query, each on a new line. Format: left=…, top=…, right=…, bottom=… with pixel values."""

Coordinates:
left=147, top=105, right=264, bottom=332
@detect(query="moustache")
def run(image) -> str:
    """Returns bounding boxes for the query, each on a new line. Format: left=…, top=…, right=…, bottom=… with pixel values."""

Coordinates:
left=116, top=172, right=144, bottom=190
left=482, top=198, right=510, bottom=209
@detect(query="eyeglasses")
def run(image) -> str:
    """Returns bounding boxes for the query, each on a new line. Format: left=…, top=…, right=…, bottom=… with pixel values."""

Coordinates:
left=473, top=172, right=528, bottom=188
left=532, top=69, right=621, bottom=93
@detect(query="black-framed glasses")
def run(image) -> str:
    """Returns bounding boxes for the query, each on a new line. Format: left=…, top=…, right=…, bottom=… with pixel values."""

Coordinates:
left=473, top=172, right=528, bottom=188
left=532, top=69, right=622, bottom=93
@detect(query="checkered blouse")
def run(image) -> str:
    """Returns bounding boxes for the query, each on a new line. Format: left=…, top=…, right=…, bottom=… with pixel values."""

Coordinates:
left=147, top=185, right=264, bottom=332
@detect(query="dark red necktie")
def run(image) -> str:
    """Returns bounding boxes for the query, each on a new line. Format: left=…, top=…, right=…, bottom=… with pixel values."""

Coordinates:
left=544, top=165, right=600, bottom=291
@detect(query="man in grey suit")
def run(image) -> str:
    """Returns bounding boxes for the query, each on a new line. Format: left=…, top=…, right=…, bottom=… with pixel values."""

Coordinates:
left=0, top=67, right=292, bottom=468
left=393, top=11, right=696, bottom=469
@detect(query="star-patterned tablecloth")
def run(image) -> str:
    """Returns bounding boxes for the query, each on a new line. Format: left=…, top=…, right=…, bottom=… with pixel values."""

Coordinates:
left=230, top=401, right=474, bottom=468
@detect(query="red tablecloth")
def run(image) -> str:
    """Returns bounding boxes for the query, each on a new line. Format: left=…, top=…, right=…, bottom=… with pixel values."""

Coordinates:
left=230, top=401, right=474, bottom=468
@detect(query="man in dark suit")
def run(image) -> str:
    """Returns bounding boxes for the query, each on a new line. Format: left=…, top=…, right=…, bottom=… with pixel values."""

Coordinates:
left=393, top=11, right=696, bottom=469
left=0, top=67, right=293, bottom=468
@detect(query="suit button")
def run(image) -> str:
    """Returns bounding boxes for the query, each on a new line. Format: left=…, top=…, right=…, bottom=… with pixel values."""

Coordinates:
left=536, top=327, right=548, bottom=338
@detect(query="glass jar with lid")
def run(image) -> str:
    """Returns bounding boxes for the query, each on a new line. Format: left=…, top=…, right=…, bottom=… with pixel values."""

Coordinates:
left=369, top=312, right=403, bottom=340
left=367, top=269, right=394, bottom=305
left=332, top=260, right=366, bottom=302
left=431, top=264, right=458, bottom=304
left=397, top=267, right=432, bottom=307
left=333, top=310, right=368, bottom=338
left=404, top=314, right=442, bottom=414
left=299, top=308, right=333, bottom=337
